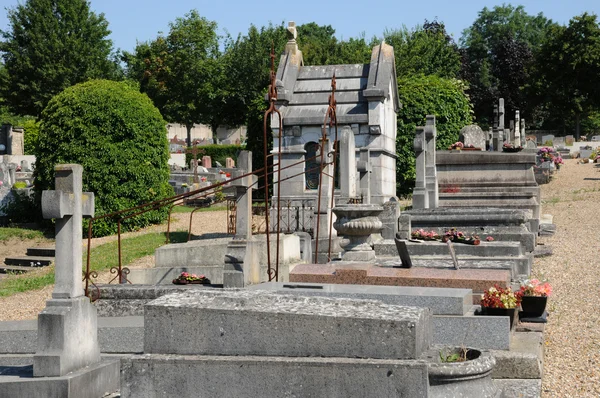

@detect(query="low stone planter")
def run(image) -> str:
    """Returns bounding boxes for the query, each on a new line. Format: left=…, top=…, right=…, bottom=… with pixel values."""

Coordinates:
left=425, top=348, right=501, bottom=398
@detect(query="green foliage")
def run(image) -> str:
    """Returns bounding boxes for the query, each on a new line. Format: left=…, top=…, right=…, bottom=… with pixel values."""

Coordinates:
left=396, top=75, right=473, bottom=195
left=0, top=0, right=118, bottom=116
left=384, top=20, right=461, bottom=79
left=12, top=182, right=27, bottom=189
left=297, top=23, right=371, bottom=65
left=533, top=13, right=600, bottom=138
left=460, top=5, right=555, bottom=126
left=123, top=10, right=222, bottom=145
left=0, top=189, right=40, bottom=224
left=22, top=119, right=40, bottom=155
left=34, top=80, right=173, bottom=237
left=184, top=144, right=243, bottom=167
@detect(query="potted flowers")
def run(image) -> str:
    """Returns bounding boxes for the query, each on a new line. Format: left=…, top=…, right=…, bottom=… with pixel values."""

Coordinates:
left=519, top=279, right=552, bottom=317
left=172, top=272, right=211, bottom=285
left=502, top=142, right=523, bottom=152
left=480, top=285, right=522, bottom=329
left=442, top=228, right=480, bottom=245
left=411, top=229, right=441, bottom=241
left=537, top=147, right=554, bottom=162
left=448, top=142, right=464, bottom=150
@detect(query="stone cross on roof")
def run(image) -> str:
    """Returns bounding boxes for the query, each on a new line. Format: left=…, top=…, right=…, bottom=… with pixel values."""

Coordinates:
left=41, top=164, right=94, bottom=299
left=186, top=146, right=204, bottom=183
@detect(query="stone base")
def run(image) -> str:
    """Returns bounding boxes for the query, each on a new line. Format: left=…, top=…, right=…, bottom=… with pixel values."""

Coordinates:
left=120, top=354, right=429, bottom=398
left=0, top=359, right=119, bottom=398
left=34, top=297, right=101, bottom=377
left=341, top=250, right=376, bottom=262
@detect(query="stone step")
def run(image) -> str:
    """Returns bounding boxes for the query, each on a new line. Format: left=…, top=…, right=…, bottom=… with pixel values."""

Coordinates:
left=289, top=263, right=511, bottom=293
left=377, top=255, right=530, bottom=280
left=25, top=247, right=55, bottom=257
left=0, top=265, right=37, bottom=274
left=3, top=256, right=54, bottom=267
left=144, top=290, right=431, bottom=359
left=120, top=354, right=429, bottom=398
left=491, top=332, right=544, bottom=379
left=375, top=240, right=524, bottom=257
left=493, top=379, right=541, bottom=398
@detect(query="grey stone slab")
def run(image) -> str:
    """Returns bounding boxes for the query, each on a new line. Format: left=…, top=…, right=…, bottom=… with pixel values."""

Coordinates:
left=432, top=315, right=511, bottom=350
left=127, top=266, right=224, bottom=285
left=154, top=238, right=230, bottom=268
left=0, top=359, right=119, bottom=398
left=247, top=282, right=472, bottom=315
left=494, top=379, right=541, bottom=398
left=144, top=290, right=431, bottom=360
left=0, top=317, right=144, bottom=354
left=491, top=332, right=543, bottom=379
left=120, top=354, right=429, bottom=398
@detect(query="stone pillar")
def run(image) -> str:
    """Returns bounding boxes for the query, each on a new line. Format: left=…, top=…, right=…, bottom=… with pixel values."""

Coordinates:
left=509, top=120, right=515, bottom=143
left=515, top=111, right=521, bottom=147
left=202, top=155, right=211, bottom=168
left=413, top=127, right=428, bottom=209
left=520, top=119, right=526, bottom=144
left=340, top=126, right=357, bottom=200
left=357, top=148, right=371, bottom=204
left=380, top=197, right=400, bottom=240
left=35, top=164, right=99, bottom=377
left=224, top=151, right=258, bottom=287
left=313, top=136, right=339, bottom=263
left=498, top=98, right=505, bottom=131
left=424, top=115, right=438, bottom=208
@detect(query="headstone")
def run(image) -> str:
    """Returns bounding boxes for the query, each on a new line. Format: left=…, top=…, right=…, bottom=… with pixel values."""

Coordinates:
left=380, top=197, right=399, bottom=240
left=394, top=239, right=413, bottom=268
left=215, top=160, right=223, bottom=167
left=412, top=127, right=428, bottom=209
left=514, top=111, right=521, bottom=147
left=223, top=151, right=257, bottom=287
left=226, top=157, right=235, bottom=168
left=565, top=135, right=574, bottom=146
left=20, top=159, right=31, bottom=172
left=424, top=115, right=439, bottom=208
left=459, top=125, right=486, bottom=149
left=340, top=127, right=357, bottom=199
left=36, top=164, right=98, bottom=376
left=525, top=140, right=537, bottom=149
left=541, top=135, right=554, bottom=146
left=202, top=155, right=212, bottom=168
left=509, top=120, right=515, bottom=142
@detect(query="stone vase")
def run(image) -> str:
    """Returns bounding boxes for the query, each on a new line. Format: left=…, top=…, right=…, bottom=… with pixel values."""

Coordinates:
left=332, top=204, right=383, bottom=262
left=427, top=348, right=501, bottom=398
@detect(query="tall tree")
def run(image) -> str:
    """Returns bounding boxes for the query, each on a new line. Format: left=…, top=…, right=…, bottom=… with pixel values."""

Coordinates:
left=460, top=5, right=554, bottom=126
left=123, top=10, right=221, bottom=146
left=0, top=0, right=116, bottom=117
left=384, top=19, right=461, bottom=79
left=534, top=13, right=600, bottom=138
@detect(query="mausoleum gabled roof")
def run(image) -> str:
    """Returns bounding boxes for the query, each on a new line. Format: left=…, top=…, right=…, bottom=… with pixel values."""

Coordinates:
left=274, top=37, right=399, bottom=127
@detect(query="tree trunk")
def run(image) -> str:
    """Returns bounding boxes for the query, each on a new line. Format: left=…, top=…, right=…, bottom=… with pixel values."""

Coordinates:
left=186, top=124, right=192, bottom=147
left=575, top=113, right=581, bottom=141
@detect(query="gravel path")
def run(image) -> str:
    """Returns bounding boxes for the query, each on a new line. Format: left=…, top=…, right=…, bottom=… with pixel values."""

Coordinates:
left=1, top=160, right=598, bottom=396
left=537, top=159, right=600, bottom=397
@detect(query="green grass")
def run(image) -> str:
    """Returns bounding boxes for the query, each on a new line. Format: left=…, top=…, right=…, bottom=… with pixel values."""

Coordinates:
left=0, top=230, right=189, bottom=297
left=0, top=227, right=46, bottom=242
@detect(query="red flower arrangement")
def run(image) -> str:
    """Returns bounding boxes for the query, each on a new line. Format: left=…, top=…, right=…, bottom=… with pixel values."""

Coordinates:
left=481, top=285, right=522, bottom=309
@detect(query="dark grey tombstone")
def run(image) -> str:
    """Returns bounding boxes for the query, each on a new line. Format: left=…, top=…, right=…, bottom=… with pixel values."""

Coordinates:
left=394, top=239, right=413, bottom=268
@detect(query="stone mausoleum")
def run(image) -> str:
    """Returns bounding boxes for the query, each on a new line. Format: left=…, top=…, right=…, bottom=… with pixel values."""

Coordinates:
left=271, top=23, right=399, bottom=207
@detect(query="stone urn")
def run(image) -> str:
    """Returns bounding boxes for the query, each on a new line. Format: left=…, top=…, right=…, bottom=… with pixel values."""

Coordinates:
left=332, top=204, right=383, bottom=261
left=426, top=348, right=501, bottom=397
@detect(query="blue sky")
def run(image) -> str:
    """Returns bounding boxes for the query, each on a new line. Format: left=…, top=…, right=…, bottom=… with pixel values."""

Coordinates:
left=1, top=0, right=599, bottom=53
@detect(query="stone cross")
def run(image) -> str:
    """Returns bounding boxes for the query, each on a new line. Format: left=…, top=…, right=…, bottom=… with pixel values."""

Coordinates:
left=424, top=115, right=438, bottom=208
left=41, top=164, right=94, bottom=299
left=514, top=111, right=521, bottom=147
left=520, top=119, right=526, bottom=144
left=186, top=146, right=204, bottom=183
left=413, top=127, right=429, bottom=209
left=36, top=164, right=101, bottom=379
left=493, top=104, right=499, bottom=129
left=509, top=120, right=515, bottom=143
left=340, top=127, right=357, bottom=199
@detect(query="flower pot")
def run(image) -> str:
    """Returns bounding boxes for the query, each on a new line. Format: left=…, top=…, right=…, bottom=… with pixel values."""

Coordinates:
left=520, top=296, right=547, bottom=317
left=481, top=307, right=516, bottom=330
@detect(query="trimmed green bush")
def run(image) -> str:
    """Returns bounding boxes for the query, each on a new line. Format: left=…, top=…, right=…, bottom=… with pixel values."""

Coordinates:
left=184, top=144, right=243, bottom=168
left=396, top=75, right=473, bottom=196
left=22, top=119, right=40, bottom=155
left=35, top=80, right=173, bottom=237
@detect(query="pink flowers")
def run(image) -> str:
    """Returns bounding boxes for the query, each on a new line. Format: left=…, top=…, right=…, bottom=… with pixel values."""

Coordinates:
left=411, top=229, right=441, bottom=240
left=448, top=142, right=464, bottom=150
left=486, top=236, right=494, bottom=241
left=520, top=279, right=552, bottom=297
